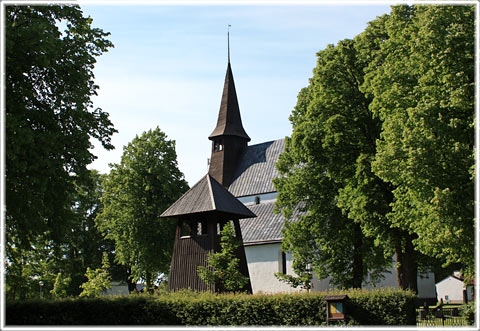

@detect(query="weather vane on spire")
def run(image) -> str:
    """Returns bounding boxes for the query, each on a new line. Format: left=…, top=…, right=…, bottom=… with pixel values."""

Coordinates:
left=228, top=24, right=231, bottom=63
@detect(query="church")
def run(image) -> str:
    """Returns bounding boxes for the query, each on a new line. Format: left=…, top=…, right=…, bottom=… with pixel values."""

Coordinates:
left=162, top=54, right=437, bottom=299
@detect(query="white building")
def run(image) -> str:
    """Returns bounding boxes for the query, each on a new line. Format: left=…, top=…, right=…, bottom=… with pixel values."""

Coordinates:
left=436, top=272, right=475, bottom=304
left=229, top=139, right=436, bottom=299
left=102, top=280, right=129, bottom=296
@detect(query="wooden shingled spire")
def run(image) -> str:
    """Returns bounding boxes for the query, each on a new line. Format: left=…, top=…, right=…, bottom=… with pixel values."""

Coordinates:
left=208, top=63, right=250, bottom=141
left=208, top=31, right=250, bottom=187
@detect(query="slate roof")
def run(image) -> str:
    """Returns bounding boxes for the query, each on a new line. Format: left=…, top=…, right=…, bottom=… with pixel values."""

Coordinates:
left=209, top=62, right=250, bottom=141
left=161, top=174, right=256, bottom=219
left=239, top=202, right=283, bottom=245
left=240, top=201, right=304, bottom=245
left=228, top=139, right=285, bottom=197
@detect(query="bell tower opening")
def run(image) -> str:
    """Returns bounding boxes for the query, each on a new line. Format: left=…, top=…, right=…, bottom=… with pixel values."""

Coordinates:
left=213, top=140, right=224, bottom=152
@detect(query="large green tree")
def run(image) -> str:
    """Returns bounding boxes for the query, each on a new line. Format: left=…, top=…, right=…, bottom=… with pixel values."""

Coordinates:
left=5, top=5, right=116, bottom=299
left=59, top=170, right=126, bottom=296
left=275, top=4, right=474, bottom=292
left=96, top=127, right=189, bottom=290
left=6, top=5, right=116, bottom=249
left=274, top=39, right=393, bottom=289
left=363, top=5, right=475, bottom=279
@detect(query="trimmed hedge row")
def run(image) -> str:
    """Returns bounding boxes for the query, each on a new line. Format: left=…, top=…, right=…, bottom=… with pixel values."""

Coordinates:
left=6, top=288, right=417, bottom=326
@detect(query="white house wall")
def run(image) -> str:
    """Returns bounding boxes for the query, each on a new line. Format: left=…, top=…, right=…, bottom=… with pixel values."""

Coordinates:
left=436, top=276, right=471, bottom=303
left=244, top=243, right=302, bottom=294
left=244, top=243, right=436, bottom=299
left=361, top=261, right=436, bottom=299
left=102, top=283, right=129, bottom=296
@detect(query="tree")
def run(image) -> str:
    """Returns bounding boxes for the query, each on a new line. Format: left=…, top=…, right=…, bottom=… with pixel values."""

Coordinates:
left=6, top=5, right=115, bottom=250
left=274, top=39, right=393, bottom=290
left=197, top=222, right=249, bottom=292
left=274, top=258, right=313, bottom=292
left=363, top=5, right=475, bottom=279
left=79, top=253, right=112, bottom=298
left=66, top=170, right=110, bottom=294
left=96, top=127, right=189, bottom=291
left=51, top=272, right=72, bottom=298
left=59, top=170, right=125, bottom=296
left=275, top=4, right=474, bottom=292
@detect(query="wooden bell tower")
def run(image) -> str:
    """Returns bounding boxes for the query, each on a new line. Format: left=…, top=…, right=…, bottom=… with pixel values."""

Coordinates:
left=162, top=34, right=254, bottom=292
left=161, top=174, right=254, bottom=293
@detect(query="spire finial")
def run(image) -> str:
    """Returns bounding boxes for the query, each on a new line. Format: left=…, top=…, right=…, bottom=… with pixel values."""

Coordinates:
left=227, top=24, right=231, bottom=63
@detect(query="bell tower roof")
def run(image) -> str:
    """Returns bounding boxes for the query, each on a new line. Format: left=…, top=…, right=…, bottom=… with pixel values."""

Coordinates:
left=160, top=174, right=256, bottom=219
left=208, top=62, right=250, bottom=141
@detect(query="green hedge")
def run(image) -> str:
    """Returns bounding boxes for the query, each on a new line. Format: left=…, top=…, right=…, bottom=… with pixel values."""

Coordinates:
left=6, top=288, right=416, bottom=326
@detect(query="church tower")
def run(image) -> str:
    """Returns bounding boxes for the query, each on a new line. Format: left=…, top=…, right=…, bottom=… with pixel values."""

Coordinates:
left=161, top=33, right=254, bottom=293
left=208, top=60, right=250, bottom=187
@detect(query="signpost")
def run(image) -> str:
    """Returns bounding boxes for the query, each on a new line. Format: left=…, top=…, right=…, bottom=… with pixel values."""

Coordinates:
left=325, top=295, right=349, bottom=326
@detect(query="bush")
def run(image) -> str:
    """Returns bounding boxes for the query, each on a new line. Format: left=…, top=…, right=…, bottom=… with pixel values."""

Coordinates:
left=6, top=288, right=416, bottom=326
left=462, top=302, right=475, bottom=325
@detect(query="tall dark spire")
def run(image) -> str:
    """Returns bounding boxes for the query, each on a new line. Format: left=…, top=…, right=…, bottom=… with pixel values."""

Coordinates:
left=208, top=63, right=250, bottom=141
left=208, top=30, right=250, bottom=187
left=209, top=26, right=249, bottom=141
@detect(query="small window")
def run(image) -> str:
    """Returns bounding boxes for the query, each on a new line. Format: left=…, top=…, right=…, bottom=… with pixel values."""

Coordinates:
left=278, top=250, right=287, bottom=274
left=181, top=221, right=193, bottom=238
left=213, top=141, right=224, bottom=152
left=197, top=221, right=208, bottom=236
left=217, top=221, right=236, bottom=236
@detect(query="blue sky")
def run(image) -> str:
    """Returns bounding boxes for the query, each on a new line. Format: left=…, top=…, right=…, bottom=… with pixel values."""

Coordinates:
left=83, top=3, right=392, bottom=186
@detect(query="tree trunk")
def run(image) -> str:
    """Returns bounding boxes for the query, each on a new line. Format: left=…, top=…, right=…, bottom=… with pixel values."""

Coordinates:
left=146, top=272, right=153, bottom=294
left=394, top=233, right=418, bottom=293
left=125, top=267, right=136, bottom=293
left=352, top=223, right=364, bottom=288
left=404, top=236, right=418, bottom=293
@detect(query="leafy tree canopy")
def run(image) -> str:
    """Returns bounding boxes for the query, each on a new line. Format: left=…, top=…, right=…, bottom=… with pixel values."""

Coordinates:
left=274, top=38, right=393, bottom=289
left=275, top=4, right=474, bottom=289
left=363, top=5, right=475, bottom=279
left=5, top=170, right=121, bottom=300
left=96, top=127, right=189, bottom=290
left=6, top=5, right=116, bottom=249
